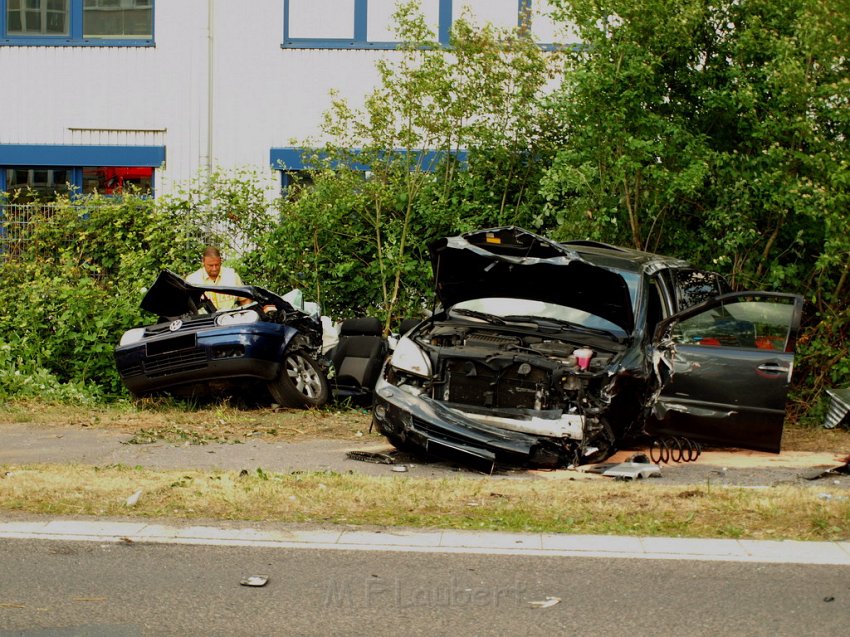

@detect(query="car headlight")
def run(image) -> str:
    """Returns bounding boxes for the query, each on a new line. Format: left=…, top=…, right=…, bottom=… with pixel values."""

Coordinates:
left=390, top=336, right=432, bottom=377
left=216, top=309, right=260, bottom=326
left=118, top=328, right=147, bottom=347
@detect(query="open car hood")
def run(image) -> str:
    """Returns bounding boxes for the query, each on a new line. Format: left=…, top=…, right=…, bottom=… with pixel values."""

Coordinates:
left=429, top=227, right=635, bottom=333
left=140, top=270, right=292, bottom=317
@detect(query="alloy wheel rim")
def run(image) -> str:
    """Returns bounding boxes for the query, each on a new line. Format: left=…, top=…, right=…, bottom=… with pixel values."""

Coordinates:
left=286, top=354, right=321, bottom=398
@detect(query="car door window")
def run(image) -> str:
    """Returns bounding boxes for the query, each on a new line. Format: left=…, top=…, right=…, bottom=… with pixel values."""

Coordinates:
left=669, top=295, right=796, bottom=351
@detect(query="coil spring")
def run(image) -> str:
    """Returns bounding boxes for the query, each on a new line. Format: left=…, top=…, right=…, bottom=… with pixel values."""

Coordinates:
left=649, top=436, right=702, bottom=464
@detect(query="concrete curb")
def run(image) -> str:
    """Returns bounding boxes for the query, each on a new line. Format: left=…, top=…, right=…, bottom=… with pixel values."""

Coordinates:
left=1, top=519, right=849, bottom=565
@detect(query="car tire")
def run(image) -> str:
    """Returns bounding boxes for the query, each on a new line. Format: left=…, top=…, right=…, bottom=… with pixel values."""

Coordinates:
left=268, top=351, right=330, bottom=408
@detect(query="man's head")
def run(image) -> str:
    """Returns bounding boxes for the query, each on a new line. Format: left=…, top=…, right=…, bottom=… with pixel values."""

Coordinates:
left=201, top=246, right=223, bottom=280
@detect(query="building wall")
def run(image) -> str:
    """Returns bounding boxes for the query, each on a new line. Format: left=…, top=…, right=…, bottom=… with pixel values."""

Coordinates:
left=0, top=0, right=567, bottom=198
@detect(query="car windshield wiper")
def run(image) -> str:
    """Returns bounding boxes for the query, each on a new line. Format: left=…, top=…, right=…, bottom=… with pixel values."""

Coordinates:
left=451, top=308, right=507, bottom=325
left=502, top=315, right=625, bottom=342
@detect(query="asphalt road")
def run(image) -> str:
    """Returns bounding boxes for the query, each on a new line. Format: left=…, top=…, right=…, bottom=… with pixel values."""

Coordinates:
left=2, top=423, right=849, bottom=636
left=0, top=537, right=848, bottom=637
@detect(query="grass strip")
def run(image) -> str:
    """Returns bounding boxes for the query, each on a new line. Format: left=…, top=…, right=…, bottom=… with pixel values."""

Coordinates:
left=1, top=464, right=848, bottom=541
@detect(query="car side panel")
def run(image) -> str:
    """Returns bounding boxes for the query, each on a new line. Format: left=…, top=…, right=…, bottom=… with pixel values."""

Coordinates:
left=648, top=345, right=794, bottom=452
left=648, top=292, right=802, bottom=453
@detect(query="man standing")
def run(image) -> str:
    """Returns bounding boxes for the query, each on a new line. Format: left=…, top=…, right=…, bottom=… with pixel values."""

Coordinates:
left=185, top=246, right=248, bottom=310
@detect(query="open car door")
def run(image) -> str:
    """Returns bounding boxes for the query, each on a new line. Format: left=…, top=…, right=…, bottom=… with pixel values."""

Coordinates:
left=649, top=292, right=804, bottom=453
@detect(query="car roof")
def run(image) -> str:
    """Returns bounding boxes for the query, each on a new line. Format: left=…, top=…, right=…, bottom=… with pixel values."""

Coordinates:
left=561, top=240, right=693, bottom=274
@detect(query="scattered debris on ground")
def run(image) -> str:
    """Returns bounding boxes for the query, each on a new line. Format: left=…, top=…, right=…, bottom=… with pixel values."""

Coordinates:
left=824, top=388, right=850, bottom=429
left=125, top=489, right=143, bottom=507
left=801, top=456, right=850, bottom=481
left=346, top=450, right=396, bottom=465
left=601, top=461, right=662, bottom=481
left=529, top=596, right=561, bottom=609
left=240, top=575, right=269, bottom=587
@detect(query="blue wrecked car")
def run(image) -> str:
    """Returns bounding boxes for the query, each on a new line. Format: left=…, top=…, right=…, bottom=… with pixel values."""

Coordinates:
left=114, top=270, right=329, bottom=407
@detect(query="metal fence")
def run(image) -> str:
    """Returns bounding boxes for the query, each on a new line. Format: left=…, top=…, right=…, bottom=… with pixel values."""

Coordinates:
left=0, top=201, right=250, bottom=263
left=0, top=203, right=62, bottom=261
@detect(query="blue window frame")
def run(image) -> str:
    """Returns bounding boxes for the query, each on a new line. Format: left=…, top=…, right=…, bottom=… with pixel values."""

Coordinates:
left=0, top=0, right=154, bottom=47
left=0, top=144, right=165, bottom=198
left=270, top=146, right=468, bottom=192
left=283, top=0, right=451, bottom=49
left=281, top=0, right=452, bottom=49
left=282, top=0, right=555, bottom=50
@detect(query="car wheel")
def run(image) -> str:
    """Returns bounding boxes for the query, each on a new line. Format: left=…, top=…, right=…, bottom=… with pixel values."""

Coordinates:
left=268, top=351, right=329, bottom=408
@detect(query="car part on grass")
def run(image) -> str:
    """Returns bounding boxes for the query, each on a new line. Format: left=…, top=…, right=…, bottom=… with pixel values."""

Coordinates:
left=601, top=461, right=662, bottom=480
left=328, top=317, right=388, bottom=406
left=649, top=436, right=702, bottom=464
left=125, top=489, right=143, bottom=507
left=802, top=457, right=850, bottom=481
left=345, top=450, right=397, bottom=465
left=823, top=388, right=850, bottom=429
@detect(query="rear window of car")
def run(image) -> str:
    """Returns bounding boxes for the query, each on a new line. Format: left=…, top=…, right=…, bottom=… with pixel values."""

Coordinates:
left=674, top=269, right=730, bottom=311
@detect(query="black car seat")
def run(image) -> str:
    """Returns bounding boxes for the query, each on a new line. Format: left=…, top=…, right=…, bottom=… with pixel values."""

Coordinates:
left=330, top=317, right=387, bottom=404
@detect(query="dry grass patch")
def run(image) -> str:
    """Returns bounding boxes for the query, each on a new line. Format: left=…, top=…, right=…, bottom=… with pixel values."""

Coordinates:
left=2, top=401, right=849, bottom=452
left=0, top=400, right=372, bottom=443
left=1, top=464, right=847, bottom=541
left=782, top=425, right=850, bottom=454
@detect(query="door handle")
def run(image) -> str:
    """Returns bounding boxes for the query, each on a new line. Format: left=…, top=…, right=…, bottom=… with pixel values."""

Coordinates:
left=757, top=363, right=789, bottom=374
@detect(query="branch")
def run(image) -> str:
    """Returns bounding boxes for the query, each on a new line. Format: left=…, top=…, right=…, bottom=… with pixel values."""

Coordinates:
left=755, top=219, right=782, bottom=280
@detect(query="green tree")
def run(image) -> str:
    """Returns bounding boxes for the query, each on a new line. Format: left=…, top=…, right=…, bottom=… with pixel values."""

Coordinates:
left=543, top=0, right=850, bottom=409
left=260, top=1, right=560, bottom=329
left=541, top=0, right=719, bottom=250
left=0, top=169, right=275, bottom=401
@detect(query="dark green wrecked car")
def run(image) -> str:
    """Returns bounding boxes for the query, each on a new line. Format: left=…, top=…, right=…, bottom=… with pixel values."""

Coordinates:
left=373, top=227, right=803, bottom=472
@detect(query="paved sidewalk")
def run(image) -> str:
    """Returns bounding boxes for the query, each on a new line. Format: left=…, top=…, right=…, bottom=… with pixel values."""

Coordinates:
left=1, top=518, right=849, bottom=565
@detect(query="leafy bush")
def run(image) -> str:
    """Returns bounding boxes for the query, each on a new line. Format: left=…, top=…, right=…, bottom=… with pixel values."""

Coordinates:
left=0, top=178, right=256, bottom=402
left=2, top=0, right=847, bottom=415
left=541, top=0, right=850, bottom=416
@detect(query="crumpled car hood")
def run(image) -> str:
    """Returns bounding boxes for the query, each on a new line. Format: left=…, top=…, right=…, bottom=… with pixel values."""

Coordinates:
left=429, top=227, right=635, bottom=333
left=140, top=269, right=291, bottom=317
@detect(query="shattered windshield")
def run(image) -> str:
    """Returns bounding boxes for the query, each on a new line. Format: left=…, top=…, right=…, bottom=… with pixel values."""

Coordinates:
left=450, top=297, right=629, bottom=338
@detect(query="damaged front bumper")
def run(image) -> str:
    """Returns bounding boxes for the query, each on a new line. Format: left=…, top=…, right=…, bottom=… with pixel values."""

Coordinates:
left=372, top=375, right=588, bottom=472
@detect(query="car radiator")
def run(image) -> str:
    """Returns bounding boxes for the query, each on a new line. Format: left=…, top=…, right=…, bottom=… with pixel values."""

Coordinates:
left=442, top=359, right=550, bottom=410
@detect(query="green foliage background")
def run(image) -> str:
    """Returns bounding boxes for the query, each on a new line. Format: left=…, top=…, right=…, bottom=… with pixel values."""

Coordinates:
left=1, top=0, right=847, bottom=421
left=0, top=169, right=271, bottom=401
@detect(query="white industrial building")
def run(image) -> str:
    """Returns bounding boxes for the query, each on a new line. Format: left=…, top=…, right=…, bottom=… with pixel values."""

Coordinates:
left=0, top=0, right=565, bottom=201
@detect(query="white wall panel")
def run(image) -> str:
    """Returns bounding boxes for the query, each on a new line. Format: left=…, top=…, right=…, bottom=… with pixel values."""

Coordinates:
left=530, top=0, right=580, bottom=44
left=3, top=0, right=563, bottom=198
left=454, top=0, right=519, bottom=30
left=212, top=1, right=382, bottom=178
left=288, top=0, right=354, bottom=39
left=149, top=0, right=209, bottom=189
left=368, top=0, right=439, bottom=41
